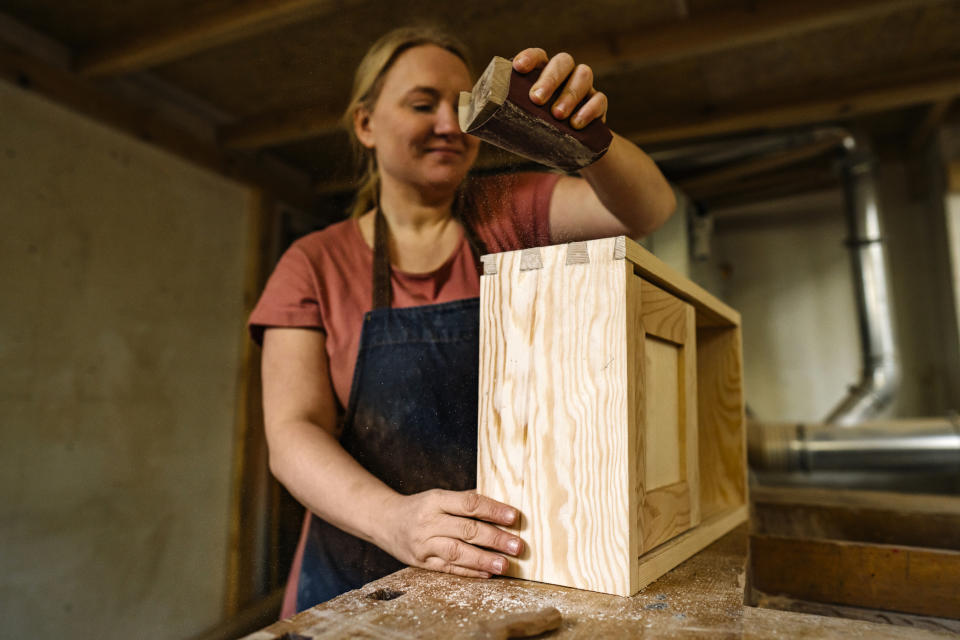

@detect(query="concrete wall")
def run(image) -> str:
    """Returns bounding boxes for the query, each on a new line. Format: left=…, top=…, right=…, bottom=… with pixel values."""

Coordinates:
left=0, top=80, right=251, bottom=638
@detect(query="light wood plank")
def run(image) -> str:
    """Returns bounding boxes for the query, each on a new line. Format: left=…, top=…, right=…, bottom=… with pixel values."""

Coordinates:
left=637, top=505, right=747, bottom=587
left=78, top=0, right=344, bottom=77
left=639, top=281, right=687, bottom=344
left=478, top=237, right=634, bottom=595
left=682, top=304, right=700, bottom=528
left=696, top=327, right=746, bottom=518
left=643, top=337, right=681, bottom=490
left=625, top=264, right=644, bottom=594
left=621, top=237, right=740, bottom=328
left=751, top=535, right=960, bottom=619
left=641, top=482, right=692, bottom=552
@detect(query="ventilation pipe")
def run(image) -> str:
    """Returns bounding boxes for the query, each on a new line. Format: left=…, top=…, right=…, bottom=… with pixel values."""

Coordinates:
left=662, top=128, right=958, bottom=483
left=822, top=132, right=901, bottom=425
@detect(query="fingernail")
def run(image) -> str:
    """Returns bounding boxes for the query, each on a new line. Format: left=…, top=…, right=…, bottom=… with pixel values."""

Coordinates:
left=507, top=539, right=521, bottom=554
left=515, top=54, right=527, bottom=68
left=531, top=87, right=545, bottom=102
left=504, top=508, right=518, bottom=524
left=571, top=115, right=583, bottom=129
left=494, top=558, right=507, bottom=573
left=553, top=105, right=567, bottom=119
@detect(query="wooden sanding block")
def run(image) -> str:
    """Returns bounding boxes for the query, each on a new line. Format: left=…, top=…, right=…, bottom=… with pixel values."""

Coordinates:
left=459, top=56, right=612, bottom=172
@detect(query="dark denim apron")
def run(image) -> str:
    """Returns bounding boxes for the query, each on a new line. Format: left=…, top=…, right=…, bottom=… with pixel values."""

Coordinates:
left=296, top=209, right=483, bottom=610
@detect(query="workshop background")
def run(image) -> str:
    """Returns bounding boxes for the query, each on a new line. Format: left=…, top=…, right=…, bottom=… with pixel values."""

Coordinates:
left=1, top=1, right=959, bottom=638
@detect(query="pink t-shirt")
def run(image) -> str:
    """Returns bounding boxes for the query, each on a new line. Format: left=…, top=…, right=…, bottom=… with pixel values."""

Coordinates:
left=250, top=172, right=560, bottom=409
left=250, top=172, right=560, bottom=619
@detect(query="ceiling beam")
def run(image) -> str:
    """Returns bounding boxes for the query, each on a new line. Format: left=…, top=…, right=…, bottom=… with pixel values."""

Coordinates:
left=0, top=41, right=318, bottom=210
left=77, top=0, right=343, bottom=77
left=219, top=0, right=943, bottom=150
left=675, top=136, right=844, bottom=194
left=221, top=104, right=342, bottom=150
left=580, top=0, right=943, bottom=75
left=629, top=65, right=960, bottom=145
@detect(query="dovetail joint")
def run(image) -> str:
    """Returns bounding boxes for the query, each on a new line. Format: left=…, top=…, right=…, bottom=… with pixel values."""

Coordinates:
left=520, top=248, right=544, bottom=271
left=613, top=236, right=627, bottom=260
left=565, top=241, right=590, bottom=265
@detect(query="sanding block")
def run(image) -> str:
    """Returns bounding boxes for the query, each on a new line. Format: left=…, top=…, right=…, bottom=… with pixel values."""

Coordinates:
left=459, top=56, right=612, bottom=172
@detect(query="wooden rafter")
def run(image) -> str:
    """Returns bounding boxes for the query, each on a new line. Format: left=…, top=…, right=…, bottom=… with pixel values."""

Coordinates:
left=221, top=104, right=341, bottom=150
left=675, top=136, right=844, bottom=194
left=216, top=0, right=941, bottom=150
left=78, top=0, right=343, bottom=77
left=0, top=41, right=317, bottom=209
left=629, top=66, right=960, bottom=145
left=579, top=0, right=943, bottom=75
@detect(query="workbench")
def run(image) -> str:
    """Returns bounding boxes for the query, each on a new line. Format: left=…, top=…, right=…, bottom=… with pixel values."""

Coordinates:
left=240, top=524, right=957, bottom=639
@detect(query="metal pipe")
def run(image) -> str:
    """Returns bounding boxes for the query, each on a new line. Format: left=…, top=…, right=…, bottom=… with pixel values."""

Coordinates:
left=749, top=418, right=960, bottom=473
left=823, top=132, right=901, bottom=425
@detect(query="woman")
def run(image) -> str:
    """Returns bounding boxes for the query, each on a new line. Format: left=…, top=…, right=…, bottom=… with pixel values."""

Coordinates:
left=249, top=26, right=676, bottom=617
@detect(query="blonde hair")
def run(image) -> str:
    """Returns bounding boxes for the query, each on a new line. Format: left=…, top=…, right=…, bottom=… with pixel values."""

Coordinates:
left=343, top=26, right=473, bottom=218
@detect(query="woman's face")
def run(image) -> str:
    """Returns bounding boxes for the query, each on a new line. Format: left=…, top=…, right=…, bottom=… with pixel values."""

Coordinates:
left=355, top=44, right=479, bottom=199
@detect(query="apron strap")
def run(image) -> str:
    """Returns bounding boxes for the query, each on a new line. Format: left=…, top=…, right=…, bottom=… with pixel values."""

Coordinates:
left=371, top=196, right=488, bottom=311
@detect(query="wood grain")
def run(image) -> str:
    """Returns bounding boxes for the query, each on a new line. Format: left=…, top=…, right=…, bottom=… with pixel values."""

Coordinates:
left=696, top=326, right=746, bottom=518
left=643, top=337, right=680, bottom=490
left=478, top=237, right=634, bottom=595
left=622, top=238, right=739, bottom=328
left=751, top=535, right=960, bottom=619
left=478, top=236, right=744, bottom=596
left=752, top=488, right=960, bottom=551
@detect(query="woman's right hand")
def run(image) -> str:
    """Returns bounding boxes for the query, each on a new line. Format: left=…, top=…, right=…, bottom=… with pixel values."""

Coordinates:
left=378, top=489, right=524, bottom=578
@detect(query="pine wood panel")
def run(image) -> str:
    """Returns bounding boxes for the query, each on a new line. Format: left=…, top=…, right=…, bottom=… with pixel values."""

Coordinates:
left=478, top=236, right=744, bottom=596
left=478, top=237, right=634, bottom=595
left=643, top=337, right=681, bottom=490
left=695, top=326, right=746, bottom=517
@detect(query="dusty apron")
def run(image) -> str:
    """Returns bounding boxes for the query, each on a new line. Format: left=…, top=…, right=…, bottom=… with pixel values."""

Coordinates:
left=296, top=209, right=484, bottom=610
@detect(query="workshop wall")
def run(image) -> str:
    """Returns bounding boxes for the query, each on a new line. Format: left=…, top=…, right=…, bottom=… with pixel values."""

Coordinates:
left=0, top=80, right=250, bottom=639
left=706, top=148, right=960, bottom=422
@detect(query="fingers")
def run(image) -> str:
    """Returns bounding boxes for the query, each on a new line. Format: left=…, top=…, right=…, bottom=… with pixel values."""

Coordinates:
left=441, top=490, right=519, bottom=526
left=529, top=52, right=575, bottom=107
left=512, top=48, right=548, bottom=74
left=572, top=90, right=608, bottom=127
left=514, top=49, right=607, bottom=128
left=424, top=537, right=509, bottom=577
left=438, top=512, right=523, bottom=557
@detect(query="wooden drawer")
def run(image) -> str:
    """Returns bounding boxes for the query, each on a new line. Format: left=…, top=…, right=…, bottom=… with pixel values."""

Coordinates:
left=477, top=235, right=747, bottom=596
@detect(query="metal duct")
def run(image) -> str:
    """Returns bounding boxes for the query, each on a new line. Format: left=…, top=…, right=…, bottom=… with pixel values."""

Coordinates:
left=748, top=418, right=960, bottom=473
left=823, top=132, right=901, bottom=425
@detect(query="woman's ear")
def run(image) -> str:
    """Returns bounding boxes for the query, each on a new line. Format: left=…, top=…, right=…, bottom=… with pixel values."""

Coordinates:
left=354, top=106, right=375, bottom=149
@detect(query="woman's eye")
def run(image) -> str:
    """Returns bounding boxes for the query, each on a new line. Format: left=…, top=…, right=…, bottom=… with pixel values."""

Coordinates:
left=411, top=103, right=434, bottom=113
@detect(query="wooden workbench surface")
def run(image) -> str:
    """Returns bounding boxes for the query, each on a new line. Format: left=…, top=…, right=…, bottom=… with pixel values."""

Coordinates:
left=242, top=525, right=953, bottom=639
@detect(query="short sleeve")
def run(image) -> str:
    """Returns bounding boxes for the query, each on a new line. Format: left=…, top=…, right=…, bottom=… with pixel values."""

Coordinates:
left=468, top=172, right=561, bottom=252
left=248, top=243, right=325, bottom=345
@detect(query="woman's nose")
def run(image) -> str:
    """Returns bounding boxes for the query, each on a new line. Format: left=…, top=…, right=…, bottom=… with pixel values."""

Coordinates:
left=434, top=101, right=461, bottom=136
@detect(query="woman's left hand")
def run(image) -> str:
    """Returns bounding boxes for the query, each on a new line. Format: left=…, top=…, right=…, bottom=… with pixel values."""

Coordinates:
left=512, top=49, right=608, bottom=130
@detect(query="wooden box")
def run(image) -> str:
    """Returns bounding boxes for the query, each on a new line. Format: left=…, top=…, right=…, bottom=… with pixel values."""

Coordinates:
left=477, top=236, right=747, bottom=596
